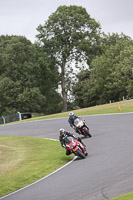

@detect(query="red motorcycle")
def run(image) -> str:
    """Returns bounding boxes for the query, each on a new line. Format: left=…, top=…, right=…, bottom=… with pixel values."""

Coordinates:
left=74, top=118, right=91, bottom=137
left=64, top=136, right=87, bottom=159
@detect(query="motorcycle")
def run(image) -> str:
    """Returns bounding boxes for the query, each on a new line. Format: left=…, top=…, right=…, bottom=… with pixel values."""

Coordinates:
left=64, top=136, right=87, bottom=159
left=73, top=118, right=92, bottom=137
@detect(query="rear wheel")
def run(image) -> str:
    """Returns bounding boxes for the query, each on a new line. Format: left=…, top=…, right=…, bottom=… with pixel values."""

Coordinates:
left=75, top=149, right=85, bottom=159
left=83, top=128, right=92, bottom=137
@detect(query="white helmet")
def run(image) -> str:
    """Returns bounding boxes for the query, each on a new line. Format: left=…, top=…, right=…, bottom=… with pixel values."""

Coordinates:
left=69, top=112, right=74, bottom=118
left=59, top=128, right=65, bottom=135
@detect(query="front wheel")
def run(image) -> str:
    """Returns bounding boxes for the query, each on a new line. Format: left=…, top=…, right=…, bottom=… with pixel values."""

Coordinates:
left=75, top=149, right=85, bottom=159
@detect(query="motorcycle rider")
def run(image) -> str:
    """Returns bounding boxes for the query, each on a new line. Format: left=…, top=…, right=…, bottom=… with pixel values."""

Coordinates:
left=68, top=112, right=89, bottom=134
left=68, top=112, right=81, bottom=133
left=59, top=128, right=88, bottom=156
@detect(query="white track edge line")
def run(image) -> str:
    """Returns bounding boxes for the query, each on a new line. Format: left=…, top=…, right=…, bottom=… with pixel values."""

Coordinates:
left=1, top=112, right=133, bottom=127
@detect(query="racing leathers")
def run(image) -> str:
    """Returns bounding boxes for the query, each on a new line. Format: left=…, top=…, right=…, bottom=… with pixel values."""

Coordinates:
left=68, top=114, right=79, bottom=129
left=59, top=131, right=87, bottom=155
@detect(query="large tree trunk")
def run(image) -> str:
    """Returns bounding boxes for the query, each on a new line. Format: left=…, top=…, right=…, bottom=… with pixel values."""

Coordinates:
left=62, top=89, right=67, bottom=112
left=61, top=59, right=67, bottom=112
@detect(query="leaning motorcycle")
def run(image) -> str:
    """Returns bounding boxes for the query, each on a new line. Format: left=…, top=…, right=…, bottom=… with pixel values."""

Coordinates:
left=64, top=136, right=87, bottom=159
left=73, top=118, right=92, bottom=137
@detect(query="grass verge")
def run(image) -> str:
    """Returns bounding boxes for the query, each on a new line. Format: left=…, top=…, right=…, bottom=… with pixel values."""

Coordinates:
left=0, top=135, right=73, bottom=198
left=111, top=192, right=133, bottom=200
left=18, top=99, right=133, bottom=123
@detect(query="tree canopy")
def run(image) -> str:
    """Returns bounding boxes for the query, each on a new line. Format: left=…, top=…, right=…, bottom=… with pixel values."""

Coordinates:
left=73, top=33, right=133, bottom=107
left=0, top=35, right=61, bottom=116
left=36, top=5, right=101, bottom=111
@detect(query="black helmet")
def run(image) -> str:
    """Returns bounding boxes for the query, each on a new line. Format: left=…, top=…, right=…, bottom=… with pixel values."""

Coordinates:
left=69, top=112, right=74, bottom=118
left=59, top=128, right=65, bottom=135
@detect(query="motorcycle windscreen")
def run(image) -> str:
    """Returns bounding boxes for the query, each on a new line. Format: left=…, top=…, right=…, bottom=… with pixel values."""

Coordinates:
left=74, top=118, right=80, bottom=124
left=65, top=137, right=76, bottom=149
left=74, top=118, right=83, bottom=127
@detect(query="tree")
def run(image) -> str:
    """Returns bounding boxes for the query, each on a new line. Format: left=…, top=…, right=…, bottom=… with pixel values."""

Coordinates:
left=36, top=5, right=101, bottom=111
left=72, top=69, right=91, bottom=107
left=0, top=35, right=46, bottom=115
left=114, top=43, right=133, bottom=98
left=89, top=34, right=133, bottom=104
left=34, top=45, right=62, bottom=114
left=0, top=35, right=62, bottom=116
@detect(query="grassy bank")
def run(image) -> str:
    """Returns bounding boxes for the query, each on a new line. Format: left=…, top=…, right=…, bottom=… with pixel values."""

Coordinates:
left=0, top=136, right=73, bottom=198
left=24, top=99, right=133, bottom=122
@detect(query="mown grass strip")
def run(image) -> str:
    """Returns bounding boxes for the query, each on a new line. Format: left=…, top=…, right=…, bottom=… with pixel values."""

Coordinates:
left=0, top=135, right=73, bottom=197
left=17, top=99, right=133, bottom=122
left=111, top=192, right=133, bottom=200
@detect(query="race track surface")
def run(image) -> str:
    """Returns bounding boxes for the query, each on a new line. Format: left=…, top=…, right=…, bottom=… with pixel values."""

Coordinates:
left=0, top=113, right=133, bottom=200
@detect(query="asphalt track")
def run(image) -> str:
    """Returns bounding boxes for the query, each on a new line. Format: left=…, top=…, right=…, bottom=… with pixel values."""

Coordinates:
left=0, top=113, right=133, bottom=200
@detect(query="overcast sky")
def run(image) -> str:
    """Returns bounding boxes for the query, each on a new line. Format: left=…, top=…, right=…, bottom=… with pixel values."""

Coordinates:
left=0, top=0, right=133, bottom=43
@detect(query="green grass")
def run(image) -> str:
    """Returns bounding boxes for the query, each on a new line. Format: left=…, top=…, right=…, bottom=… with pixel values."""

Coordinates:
left=18, top=99, right=133, bottom=123
left=111, top=192, right=133, bottom=200
left=0, top=135, right=73, bottom=197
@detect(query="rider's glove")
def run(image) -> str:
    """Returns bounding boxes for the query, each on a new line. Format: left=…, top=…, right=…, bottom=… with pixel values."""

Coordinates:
left=77, top=137, right=81, bottom=142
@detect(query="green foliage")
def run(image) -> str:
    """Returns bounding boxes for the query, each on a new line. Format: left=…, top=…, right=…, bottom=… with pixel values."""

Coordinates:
left=17, top=87, right=46, bottom=112
left=0, top=35, right=62, bottom=116
left=114, top=44, right=133, bottom=97
left=90, top=34, right=133, bottom=105
left=34, top=46, right=62, bottom=114
left=0, top=35, right=36, bottom=82
left=0, top=77, right=17, bottom=114
left=73, top=69, right=91, bottom=107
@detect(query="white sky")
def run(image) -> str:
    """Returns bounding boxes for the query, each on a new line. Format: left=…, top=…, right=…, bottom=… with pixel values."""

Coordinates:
left=0, top=0, right=133, bottom=43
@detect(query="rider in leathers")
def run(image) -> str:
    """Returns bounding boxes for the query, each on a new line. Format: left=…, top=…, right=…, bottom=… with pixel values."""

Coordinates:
left=68, top=112, right=79, bottom=128
left=59, top=128, right=88, bottom=156
left=68, top=112, right=89, bottom=134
